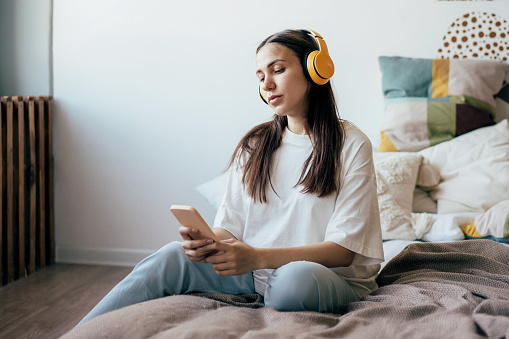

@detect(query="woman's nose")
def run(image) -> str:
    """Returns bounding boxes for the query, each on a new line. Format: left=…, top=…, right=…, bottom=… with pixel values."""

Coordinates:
left=261, top=77, right=275, bottom=92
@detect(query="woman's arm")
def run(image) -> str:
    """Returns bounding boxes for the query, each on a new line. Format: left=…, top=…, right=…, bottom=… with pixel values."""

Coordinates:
left=202, top=239, right=354, bottom=276
left=258, top=241, right=354, bottom=269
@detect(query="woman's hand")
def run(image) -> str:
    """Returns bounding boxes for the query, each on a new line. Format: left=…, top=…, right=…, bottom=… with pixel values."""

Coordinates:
left=202, top=239, right=262, bottom=276
left=179, top=226, right=218, bottom=261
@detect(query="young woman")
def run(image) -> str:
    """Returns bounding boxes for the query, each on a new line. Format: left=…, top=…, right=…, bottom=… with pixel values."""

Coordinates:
left=79, top=29, right=383, bottom=324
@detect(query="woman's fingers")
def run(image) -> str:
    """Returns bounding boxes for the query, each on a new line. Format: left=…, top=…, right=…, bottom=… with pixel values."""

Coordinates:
left=179, top=226, right=199, bottom=241
left=202, top=239, right=258, bottom=276
left=210, top=261, right=242, bottom=276
left=180, top=232, right=218, bottom=262
left=185, top=249, right=208, bottom=261
left=182, top=238, right=213, bottom=250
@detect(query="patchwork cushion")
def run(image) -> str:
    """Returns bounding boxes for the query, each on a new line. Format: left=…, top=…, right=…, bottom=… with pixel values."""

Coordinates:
left=378, top=56, right=508, bottom=152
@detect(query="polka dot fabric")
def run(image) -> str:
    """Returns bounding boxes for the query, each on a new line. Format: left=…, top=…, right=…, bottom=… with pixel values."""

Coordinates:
left=438, top=12, right=509, bottom=61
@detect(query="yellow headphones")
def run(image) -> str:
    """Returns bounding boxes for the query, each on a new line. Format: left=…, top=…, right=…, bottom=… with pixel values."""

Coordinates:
left=259, top=29, right=335, bottom=104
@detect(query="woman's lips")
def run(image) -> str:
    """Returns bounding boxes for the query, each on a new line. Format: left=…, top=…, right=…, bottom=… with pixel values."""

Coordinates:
left=268, top=95, right=282, bottom=105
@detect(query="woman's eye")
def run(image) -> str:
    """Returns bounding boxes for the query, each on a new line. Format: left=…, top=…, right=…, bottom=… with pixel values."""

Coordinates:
left=275, top=68, right=285, bottom=74
left=259, top=78, right=265, bottom=83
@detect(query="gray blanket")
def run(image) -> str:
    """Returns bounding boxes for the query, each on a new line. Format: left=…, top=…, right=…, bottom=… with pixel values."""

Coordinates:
left=62, top=240, right=509, bottom=338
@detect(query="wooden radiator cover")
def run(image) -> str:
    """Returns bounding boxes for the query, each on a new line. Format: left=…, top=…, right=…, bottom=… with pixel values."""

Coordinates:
left=1, top=96, right=54, bottom=286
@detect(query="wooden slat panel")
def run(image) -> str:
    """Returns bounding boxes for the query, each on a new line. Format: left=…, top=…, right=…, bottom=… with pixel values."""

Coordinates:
left=1, top=99, right=4, bottom=285
left=48, top=99, right=54, bottom=263
left=18, top=101, right=26, bottom=279
left=28, top=101, right=37, bottom=274
left=37, top=99, right=46, bottom=268
left=6, top=101, right=14, bottom=283
left=0, top=96, right=53, bottom=285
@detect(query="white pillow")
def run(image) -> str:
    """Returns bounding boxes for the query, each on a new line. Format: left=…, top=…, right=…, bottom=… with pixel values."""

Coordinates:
left=195, top=172, right=228, bottom=211
left=418, top=119, right=509, bottom=214
left=412, top=187, right=437, bottom=213
left=373, top=152, right=424, bottom=240
left=420, top=212, right=479, bottom=241
left=416, top=158, right=440, bottom=188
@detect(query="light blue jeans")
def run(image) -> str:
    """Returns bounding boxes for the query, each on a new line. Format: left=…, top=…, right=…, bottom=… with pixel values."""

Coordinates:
left=79, top=242, right=359, bottom=324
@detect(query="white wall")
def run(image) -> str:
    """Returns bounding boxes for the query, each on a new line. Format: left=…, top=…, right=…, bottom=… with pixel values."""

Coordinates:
left=0, top=0, right=52, bottom=95
left=53, top=0, right=509, bottom=266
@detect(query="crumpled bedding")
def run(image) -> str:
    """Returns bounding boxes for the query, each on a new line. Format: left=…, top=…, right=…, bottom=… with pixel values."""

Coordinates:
left=61, top=240, right=509, bottom=339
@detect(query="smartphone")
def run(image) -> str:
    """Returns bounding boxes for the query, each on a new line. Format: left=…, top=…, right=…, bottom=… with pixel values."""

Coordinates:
left=170, top=205, right=220, bottom=242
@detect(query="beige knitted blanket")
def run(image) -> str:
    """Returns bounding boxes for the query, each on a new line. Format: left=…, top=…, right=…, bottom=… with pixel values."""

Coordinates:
left=62, top=240, right=509, bottom=339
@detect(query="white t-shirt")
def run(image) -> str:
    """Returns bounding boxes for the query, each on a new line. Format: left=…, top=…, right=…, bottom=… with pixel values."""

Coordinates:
left=213, top=122, right=384, bottom=298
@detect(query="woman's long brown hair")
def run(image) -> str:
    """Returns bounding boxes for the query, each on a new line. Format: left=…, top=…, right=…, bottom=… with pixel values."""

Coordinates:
left=228, top=29, right=345, bottom=203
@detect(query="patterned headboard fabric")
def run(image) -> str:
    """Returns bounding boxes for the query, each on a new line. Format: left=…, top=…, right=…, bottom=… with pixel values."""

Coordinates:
left=437, top=12, right=509, bottom=62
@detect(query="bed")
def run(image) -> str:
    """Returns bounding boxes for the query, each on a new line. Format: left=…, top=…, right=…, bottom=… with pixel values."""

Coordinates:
left=62, top=56, right=509, bottom=338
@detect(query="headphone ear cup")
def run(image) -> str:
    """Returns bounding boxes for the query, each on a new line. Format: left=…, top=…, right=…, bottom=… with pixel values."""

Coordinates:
left=302, top=51, right=315, bottom=84
left=305, top=50, right=328, bottom=85
left=259, top=84, right=268, bottom=104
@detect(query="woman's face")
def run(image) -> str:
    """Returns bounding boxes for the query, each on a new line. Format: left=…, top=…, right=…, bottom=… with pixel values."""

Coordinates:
left=256, top=43, right=310, bottom=120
